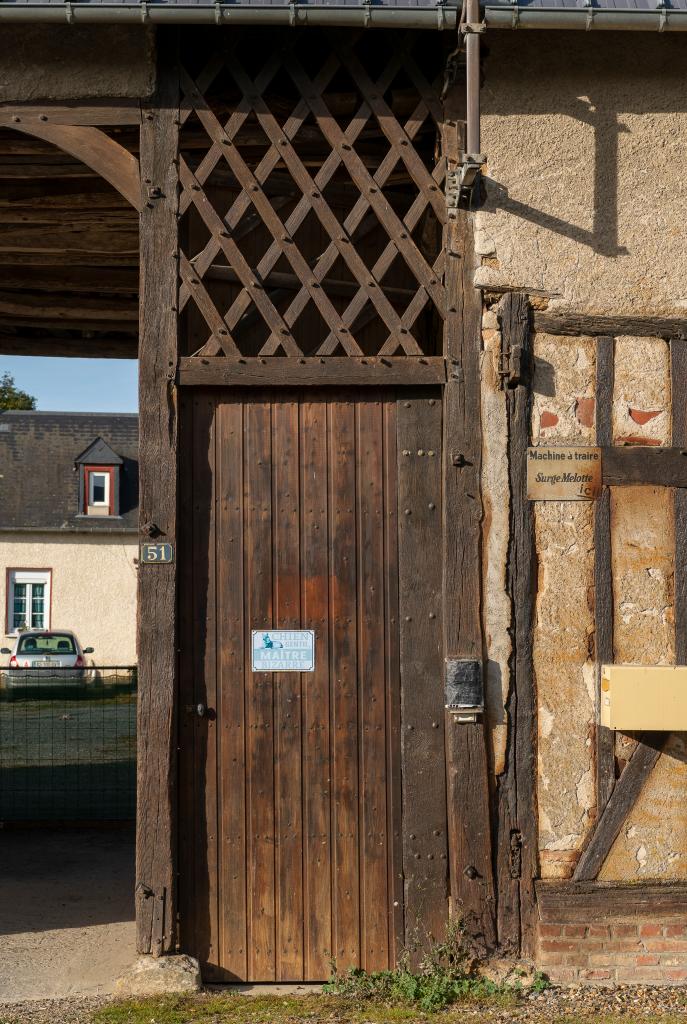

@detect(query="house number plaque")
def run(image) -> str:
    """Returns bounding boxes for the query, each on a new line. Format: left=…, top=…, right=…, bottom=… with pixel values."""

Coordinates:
left=527, top=446, right=602, bottom=501
left=140, top=542, right=175, bottom=564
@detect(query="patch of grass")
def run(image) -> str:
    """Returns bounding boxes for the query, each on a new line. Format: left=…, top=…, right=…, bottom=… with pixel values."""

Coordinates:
left=93, top=994, right=439, bottom=1024
left=325, top=967, right=520, bottom=1013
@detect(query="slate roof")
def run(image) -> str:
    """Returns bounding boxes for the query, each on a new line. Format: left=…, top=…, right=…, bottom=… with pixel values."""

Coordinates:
left=0, top=411, right=138, bottom=533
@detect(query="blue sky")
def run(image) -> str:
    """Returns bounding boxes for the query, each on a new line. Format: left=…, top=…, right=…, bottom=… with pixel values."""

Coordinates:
left=1, top=357, right=138, bottom=413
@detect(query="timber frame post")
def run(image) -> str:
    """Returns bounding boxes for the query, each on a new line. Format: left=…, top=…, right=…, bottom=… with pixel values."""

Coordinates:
left=441, top=79, right=496, bottom=953
left=136, top=33, right=181, bottom=957
left=496, top=292, right=538, bottom=957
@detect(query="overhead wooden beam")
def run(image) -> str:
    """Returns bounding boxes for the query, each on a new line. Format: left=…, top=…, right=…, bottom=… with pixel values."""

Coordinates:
left=0, top=180, right=129, bottom=207
left=594, top=337, right=615, bottom=818
left=0, top=266, right=138, bottom=294
left=0, top=99, right=142, bottom=127
left=0, top=221, right=138, bottom=257
left=203, top=265, right=416, bottom=303
left=0, top=334, right=137, bottom=358
left=136, top=39, right=180, bottom=958
left=534, top=310, right=687, bottom=340
left=7, top=122, right=141, bottom=211
left=0, top=291, right=137, bottom=327
left=177, top=356, right=446, bottom=387
left=573, top=733, right=667, bottom=882
left=537, top=879, right=687, bottom=923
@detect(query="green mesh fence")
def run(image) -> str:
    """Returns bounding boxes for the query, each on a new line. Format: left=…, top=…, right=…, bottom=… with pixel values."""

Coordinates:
left=0, top=667, right=137, bottom=823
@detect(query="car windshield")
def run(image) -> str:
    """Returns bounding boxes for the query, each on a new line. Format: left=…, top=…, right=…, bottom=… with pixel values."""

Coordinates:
left=17, top=634, right=76, bottom=655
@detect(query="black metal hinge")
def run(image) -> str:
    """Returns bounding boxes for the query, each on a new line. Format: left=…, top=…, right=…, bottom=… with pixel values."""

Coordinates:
left=499, top=342, right=533, bottom=390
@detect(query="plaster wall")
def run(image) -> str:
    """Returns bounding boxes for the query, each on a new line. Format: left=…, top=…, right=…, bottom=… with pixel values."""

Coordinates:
left=479, top=33, right=686, bottom=885
left=477, top=33, right=687, bottom=316
left=531, top=334, right=596, bottom=878
left=0, top=532, right=137, bottom=666
left=0, top=26, right=155, bottom=101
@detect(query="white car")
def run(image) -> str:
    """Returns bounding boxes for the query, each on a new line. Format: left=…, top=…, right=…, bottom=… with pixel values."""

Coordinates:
left=1, top=630, right=94, bottom=696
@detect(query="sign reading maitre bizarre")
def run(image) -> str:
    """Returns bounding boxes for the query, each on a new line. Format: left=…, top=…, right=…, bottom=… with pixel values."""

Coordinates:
left=527, top=446, right=602, bottom=501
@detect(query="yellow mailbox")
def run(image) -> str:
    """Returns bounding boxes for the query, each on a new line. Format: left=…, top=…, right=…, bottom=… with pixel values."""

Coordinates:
left=600, top=665, right=687, bottom=731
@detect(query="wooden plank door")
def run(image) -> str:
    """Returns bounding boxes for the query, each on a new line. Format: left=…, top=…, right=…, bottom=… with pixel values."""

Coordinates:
left=178, top=387, right=446, bottom=982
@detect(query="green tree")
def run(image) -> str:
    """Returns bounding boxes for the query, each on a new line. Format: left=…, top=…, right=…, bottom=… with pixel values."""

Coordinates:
left=0, top=372, right=36, bottom=411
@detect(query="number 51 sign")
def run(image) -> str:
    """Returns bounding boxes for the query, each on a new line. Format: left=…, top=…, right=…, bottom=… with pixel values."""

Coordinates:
left=140, top=542, right=174, bottom=564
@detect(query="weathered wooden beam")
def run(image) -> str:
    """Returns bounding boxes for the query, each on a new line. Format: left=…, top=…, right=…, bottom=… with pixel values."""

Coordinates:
left=0, top=266, right=138, bottom=294
left=573, top=733, right=666, bottom=882
left=2, top=207, right=134, bottom=225
left=0, top=290, right=137, bottom=326
left=0, top=99, right=142, bottom=126
left=594, top=337, right=615, bottom=818
left=0, top=181, right=128, bottom=207
left=177, top=356, right=446, bottom=387
left=534, top=310, right=687, bottom=340
left=0, top=251, right=138, bottom=268
left=8, top=122, right=141, bottom=211
left=602, top=446, right=687, bottom=487
left=442, top=222, right=496, bottom=952
left=672, top=338, right=687, bottom=663
left=537, top=879, right=687, bottom=922
left=397, top=392, right=448, bottom=957
left=497, top=291, right=538, bottom=958
left=0, top=221, right=138, bottom=257
left=0, top=333, right=137, bottom=358
left=136, top=39, right=180, bottom=958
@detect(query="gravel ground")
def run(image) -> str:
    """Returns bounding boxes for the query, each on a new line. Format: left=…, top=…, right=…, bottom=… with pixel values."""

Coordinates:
left=2, top=987, right=687, bottom=1024
left=0, top=996, right=106, bottom=1024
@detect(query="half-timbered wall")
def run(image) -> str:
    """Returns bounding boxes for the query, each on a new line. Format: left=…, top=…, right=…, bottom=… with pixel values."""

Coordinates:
left=478, top=31, right=687, bottom=983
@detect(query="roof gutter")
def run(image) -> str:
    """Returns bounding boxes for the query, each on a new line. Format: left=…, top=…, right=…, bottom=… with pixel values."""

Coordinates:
left=0, top=3, right=459, bottom=26
left=0, top=0, right=680, bottom=31
left=484, top=5, right=687, bottom=30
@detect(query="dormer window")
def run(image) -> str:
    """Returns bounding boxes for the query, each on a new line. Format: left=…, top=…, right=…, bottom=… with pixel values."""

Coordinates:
left=75, top=437, right=123, bottom=518
left=85, top=466, right=113, bottom=515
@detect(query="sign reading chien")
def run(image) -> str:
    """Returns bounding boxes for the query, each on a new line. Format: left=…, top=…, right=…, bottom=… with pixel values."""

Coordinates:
left=527, top=446, right=602, bottom=501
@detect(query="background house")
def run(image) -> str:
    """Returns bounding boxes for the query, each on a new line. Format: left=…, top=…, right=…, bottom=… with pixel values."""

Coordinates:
left=0, top=411, right=138, bottom=665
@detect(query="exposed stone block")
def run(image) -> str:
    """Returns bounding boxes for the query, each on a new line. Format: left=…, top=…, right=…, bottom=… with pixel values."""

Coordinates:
left=114, top=955, right=202, bottom=997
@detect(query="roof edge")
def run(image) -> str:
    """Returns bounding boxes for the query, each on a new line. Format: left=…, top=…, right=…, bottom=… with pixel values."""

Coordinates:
left=0, top=3, right=459, bottom=27
left=484, top=5, right=687, bottom=29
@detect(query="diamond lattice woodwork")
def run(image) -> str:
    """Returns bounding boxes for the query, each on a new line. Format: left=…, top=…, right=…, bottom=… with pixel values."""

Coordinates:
left=177, top=29, right=448, bottom=362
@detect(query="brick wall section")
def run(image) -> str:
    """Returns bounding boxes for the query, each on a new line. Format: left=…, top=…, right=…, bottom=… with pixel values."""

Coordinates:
left=539, top=921, right=687, bottom=985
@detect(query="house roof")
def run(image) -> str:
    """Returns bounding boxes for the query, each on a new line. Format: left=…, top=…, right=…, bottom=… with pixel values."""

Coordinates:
left=75, top=437, right=124, bottom=467
left=0, top=411, right=138, bottom=533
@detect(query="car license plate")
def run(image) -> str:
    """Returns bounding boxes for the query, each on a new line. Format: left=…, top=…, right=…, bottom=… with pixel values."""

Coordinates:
left=36, top=660, right=61, bottom=667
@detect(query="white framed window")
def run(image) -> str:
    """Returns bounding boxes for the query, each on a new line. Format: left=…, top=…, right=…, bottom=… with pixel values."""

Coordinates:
left=89, top=471, right=109, bottom=507
left=6, top=569, right=52, bottom=635
left=84, top=466, right=113, bottom=516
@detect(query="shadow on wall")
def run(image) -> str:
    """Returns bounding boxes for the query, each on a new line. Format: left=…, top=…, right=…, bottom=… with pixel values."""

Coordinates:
left=480, top=32, right=686, bottom=259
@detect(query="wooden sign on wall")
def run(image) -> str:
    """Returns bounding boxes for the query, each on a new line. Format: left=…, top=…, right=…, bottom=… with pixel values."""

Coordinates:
left=527, top=446, right=602, bottom=501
